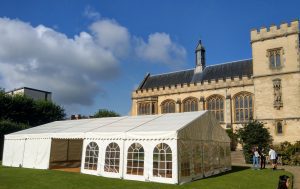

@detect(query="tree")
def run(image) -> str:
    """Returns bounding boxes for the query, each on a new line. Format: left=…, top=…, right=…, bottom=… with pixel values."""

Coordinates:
left=0, top=93, right=65, bottom=126
left=94, top=109, right=120, bottom=118
left=237, top=120, right=272, bottom=163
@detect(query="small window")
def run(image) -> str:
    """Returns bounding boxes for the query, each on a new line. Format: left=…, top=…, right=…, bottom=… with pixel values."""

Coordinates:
left=268, top=48, right=282, bottom=69
left=104, top=142, right=120, bottom=173
left=84, top=142, right=99, bottom=170
left=276, top=121, right=283, bottom=134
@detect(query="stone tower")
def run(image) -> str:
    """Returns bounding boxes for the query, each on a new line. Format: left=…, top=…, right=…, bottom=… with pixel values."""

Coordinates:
left=251, top=20, right=300, bottom=143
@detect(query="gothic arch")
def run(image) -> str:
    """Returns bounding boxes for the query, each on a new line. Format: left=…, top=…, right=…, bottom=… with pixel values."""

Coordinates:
left=206, top=94, right=225, bottom=122
left=161, top=99, right=176, bottom=114
left=182, top=97, right=198, bottom=112
left=233, top=92, right=254, bottom=122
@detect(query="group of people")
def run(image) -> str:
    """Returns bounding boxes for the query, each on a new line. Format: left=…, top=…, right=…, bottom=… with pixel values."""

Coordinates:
left=252, top=146, right=278, bottom=170
left=251, top=146, right=291, bottom=189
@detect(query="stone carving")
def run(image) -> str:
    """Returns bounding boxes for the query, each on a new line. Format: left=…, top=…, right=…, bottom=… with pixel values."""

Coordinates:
left=273, top=79, right=283, bottom=109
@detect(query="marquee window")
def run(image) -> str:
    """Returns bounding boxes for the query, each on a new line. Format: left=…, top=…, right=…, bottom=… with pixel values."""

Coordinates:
left=234, top=93, right=253, bottom=122
left=180, top=142, right=191, bottom=177
left=161, top=100, right=176, bottom=114
left=84, top=142, right=99, bottom=170
left=104, top=142, right=120, bottom=173
left=127, top=143, right=144, bottom=176
left=153, top=143, right=172, bottom=178
left=207, top=95, right=224, bottom=122
left=268, top=48, right=282, bottom=69
left=183, top=97, right=198, bottom=112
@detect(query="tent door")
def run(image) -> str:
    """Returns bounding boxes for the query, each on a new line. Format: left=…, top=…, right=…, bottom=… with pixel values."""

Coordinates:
left=49, top=139, right=83, bottom=172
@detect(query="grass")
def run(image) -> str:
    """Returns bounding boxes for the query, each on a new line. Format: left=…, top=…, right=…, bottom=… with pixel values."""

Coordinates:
left=0, top=165, right=293, bottom=189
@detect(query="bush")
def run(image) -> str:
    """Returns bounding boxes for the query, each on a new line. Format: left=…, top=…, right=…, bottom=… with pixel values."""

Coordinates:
left=226, top=129, right=238, bottom=151
left=274, top=141, right=300, bottom=166
left=94, top=109, right=120, bottom=118
left=237, top=120, right=272, bottom=163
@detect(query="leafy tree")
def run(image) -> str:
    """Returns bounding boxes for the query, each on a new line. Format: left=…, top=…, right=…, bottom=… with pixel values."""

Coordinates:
left=0, top=92, right=65, bottom=126
left=226, top=129, right=238, bottom=151
left=33, top=100, right=65, bottom=126
left=94, top=109, right=120, bottom=118
left=237, top=120, right=272, bottom=163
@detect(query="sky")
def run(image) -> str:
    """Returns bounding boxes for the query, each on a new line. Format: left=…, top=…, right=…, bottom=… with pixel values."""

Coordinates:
left=0, top=0, right=299, bottom=116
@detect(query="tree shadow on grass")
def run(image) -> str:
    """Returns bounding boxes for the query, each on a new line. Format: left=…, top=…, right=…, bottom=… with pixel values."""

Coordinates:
left=201, top=166, right=250, bottom=180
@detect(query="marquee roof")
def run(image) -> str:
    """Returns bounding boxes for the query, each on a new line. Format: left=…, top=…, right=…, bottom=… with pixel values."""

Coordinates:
left=5, top=111, right=230, bottom=142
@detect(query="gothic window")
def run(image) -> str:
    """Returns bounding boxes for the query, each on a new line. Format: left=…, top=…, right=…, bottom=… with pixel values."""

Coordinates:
left=127, top=143, right=144, bottom=176
left=104, top=142, right=120, bottom=173
left=84, top=142, right=99, bottom=170
left=268, top=48, right=282, bottom=69
left=273, top=79, right=283, bottom=109
left=153, top=143, right=172, bottom=178
left=161, top=100, right=176, bottom=114
left=183, top=97, right=198, bottom=112
left=207, top=95, right=224, bottom=122
left=234, top=93, right=253, bottom=122
left=276, top=121, right=283, bottom=134
left=138, top=102, right=157, bottom=115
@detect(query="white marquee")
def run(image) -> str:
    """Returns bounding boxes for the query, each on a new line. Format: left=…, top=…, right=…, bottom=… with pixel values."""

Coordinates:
left=2, top=111, right=231, bottom=184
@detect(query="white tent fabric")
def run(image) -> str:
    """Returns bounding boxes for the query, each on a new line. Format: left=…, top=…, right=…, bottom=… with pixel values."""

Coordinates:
left=2, top=111, right=231, bottom=184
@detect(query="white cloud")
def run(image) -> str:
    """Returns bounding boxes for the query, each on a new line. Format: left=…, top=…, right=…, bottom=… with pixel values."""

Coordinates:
left=83, top=5, right=101, bottom=20
left=90, top=19, right=131, bottom=58
left=135, top=32, right=186, bottom=66
left=0, top=14, right=187, bottom=114
left=0, top=17, right=120, bottom=106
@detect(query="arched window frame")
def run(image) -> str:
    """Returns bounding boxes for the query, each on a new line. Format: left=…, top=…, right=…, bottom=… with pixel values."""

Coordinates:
left=127, top=143, right=144, bottom=176
left=84, top=142, right=99, bottom=170
left=153, top=143, right=172, bottom=178
left=161, top=99, right=176, bottom=114
left=182, top=97, right=198, bottom=112
left=234, top=92, right=254, bottom=123
left=206, top=95, right=225, bottom=122
left=137, top=101, right=157, bottom=115
left=104, top=142, right=120, bottom=173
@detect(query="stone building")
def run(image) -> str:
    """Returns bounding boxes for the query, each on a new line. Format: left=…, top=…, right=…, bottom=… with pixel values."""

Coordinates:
left=131, top=20, right=300, bottom=144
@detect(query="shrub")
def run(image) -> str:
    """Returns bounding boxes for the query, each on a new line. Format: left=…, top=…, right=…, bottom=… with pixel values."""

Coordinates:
left=274, top=141, right=300, bottom=166
left=226, top=129, right=238, bottom=151
left=237, top=120, right=272, bottom=163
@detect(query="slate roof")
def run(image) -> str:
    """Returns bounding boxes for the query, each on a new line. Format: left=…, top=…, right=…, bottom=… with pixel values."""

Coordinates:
left=138, top=59, right=252, bottom=90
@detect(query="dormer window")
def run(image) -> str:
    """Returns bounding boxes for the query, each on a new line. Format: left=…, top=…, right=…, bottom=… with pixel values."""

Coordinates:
left=268, top=48, right=283, bottom=69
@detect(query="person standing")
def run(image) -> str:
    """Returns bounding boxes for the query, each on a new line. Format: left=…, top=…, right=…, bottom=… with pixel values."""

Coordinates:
left=252, top=147, right=260, bottom=169
left=269, top=146, right=277, bottom=170
left=259, top=147, right=266, bottom=169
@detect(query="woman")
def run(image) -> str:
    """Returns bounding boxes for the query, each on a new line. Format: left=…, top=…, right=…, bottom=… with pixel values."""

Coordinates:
left=277, top=175, right=290, bottom=189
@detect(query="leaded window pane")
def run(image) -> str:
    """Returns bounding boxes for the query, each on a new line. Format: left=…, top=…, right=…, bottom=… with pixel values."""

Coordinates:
left=104, top=142, right=120, bottom=173
left=84, top=142, right=99, bottom=171
left=153, top=143, right=172, bottom=178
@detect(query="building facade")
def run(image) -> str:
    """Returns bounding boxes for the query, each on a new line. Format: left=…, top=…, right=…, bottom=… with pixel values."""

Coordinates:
left=6, top=87, right=52, bottom=101
left=131, top=20, right=300, bottom=144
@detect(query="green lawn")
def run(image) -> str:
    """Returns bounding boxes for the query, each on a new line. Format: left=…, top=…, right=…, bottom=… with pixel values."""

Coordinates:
left=0, top=165, right=293, bottom=189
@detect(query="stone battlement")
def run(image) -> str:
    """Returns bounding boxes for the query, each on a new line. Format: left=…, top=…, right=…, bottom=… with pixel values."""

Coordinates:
left=251, top=20, right=299, bottom=43
left=132, top=75, right=253, bottom=98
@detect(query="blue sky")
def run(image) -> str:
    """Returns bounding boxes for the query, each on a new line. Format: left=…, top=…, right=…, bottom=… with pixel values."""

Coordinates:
left=0, top=0, right=299, bottom=116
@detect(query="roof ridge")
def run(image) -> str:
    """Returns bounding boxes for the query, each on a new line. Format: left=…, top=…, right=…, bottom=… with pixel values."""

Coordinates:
left=206, top=58, right=252, bottom=68
left=151, top=68, right=194, bottom=77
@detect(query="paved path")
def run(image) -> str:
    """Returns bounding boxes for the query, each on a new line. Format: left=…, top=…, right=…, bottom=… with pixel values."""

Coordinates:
left=231, top=151, right=300, bottom=189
